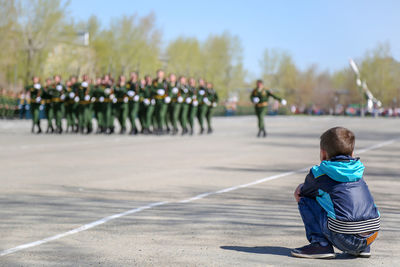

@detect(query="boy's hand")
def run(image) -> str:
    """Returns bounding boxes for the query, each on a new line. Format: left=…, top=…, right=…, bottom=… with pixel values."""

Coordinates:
left=294, top=183, right=303, bottom=203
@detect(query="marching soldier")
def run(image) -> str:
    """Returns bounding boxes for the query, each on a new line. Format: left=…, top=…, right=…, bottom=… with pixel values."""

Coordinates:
left=179, top=76, right=190, bottom=135
left=76, top=75, right=92, bottom=133
left=51, top=75, right=65, bottom=134
left=167, top=73, right=182, bottom=135
left=197, top=78, right=208, bottom=134
left=64, top=80, right=75, bottom=133
left=113, top=75, right=128, bottom=134
left=205, top=82, right=218, bottom=134
left=152, top=70, right=169, bottom=135
left=188, top=78, right=198, bottom=135
left=92, top=78, right=104, bottom=133
left=103, top=74, right=115, bottom=134
left=70, top=76, right=80, bottom=133
left=126, top=72, right=140, bottom=135
left=42, top=78, right=54, bottom=133
left=143, top=75, right=155, bottom=134
left=26, top=76, right=42, bottom=133
left=250, top=79, right=287, bottom=137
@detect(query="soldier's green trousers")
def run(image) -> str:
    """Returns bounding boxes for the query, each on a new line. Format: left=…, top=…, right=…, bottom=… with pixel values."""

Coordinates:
left=169, top=103, right=181, bottom=130
left=188, top=105, right=198, bottom=130
left=138, top=104, right=147, bottom=130
left=52, top=102, right=63, bottom=130
left=93, top=103, right=103, bottom=129
left=255, top=106, right=267, bottom=130
left=65, top=103, right=74, bottom=129
left=145, top=105, right=155, bottom=130
left=197, top=104, right=208, bottom=130
left=103, top=103, right=113, bottom=130
left=72, top=103, right=78, bottom=128
left=128, top=101, right=139, bottom=130
left=45, top=103, right=54, bottom=129
left=78, top=104, right=86, bottom=129
left=206, top=107, right=214, bottom=129
left=30, top=103, right=41, bottom=127
left=180, top=103, right=189, bottom=130
left=114, top=102, right=128, bottom=129
left=85, top=104, right=93, bottom=131
left=154, top=102, right=167, bottom=130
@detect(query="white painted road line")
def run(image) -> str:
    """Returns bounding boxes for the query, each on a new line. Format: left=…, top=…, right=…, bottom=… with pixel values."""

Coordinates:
left=0, top=138, right=397, bottom=257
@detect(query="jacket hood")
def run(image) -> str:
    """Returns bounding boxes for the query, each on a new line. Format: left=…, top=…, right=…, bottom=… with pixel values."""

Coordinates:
left=311, top=155, right=365, bottom=182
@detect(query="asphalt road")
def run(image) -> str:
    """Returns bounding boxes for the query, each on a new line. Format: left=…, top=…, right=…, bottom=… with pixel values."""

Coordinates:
left=0, top=116, right=399, bottom=266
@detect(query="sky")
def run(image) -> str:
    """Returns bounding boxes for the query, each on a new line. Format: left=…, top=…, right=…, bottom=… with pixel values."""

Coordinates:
left=69, top=0, right=400, bottom=77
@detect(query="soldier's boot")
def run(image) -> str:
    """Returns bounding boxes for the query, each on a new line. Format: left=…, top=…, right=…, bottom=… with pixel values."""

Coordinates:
left=31, top=124, right=35, bottom=133
left=172, top=128, right=178, bottom=135
left=182, top=128, right=188, bottom=136
left=37, top=124, right=42, bottom=134
left=207, top=127, right=213, bottom=134
left=257, top=129, right=262, bottom=138
left=189, top=128, right=194, bottom=135
left=262, top=128, right=267, bottom=138
left=109, top=127, right=115, bottom=135
left=79, top=127, right=84, bottom=134
left=199, top=127, right=204, bottom=135
left=166, top=126, right=170, bottom=134
left=120, top=127, right=126, bottom=134
left=87, top=127, right=92, bottom=134
left=131, top=128, right=138, bottom=135
left=58, top=127, right=63, bottom=134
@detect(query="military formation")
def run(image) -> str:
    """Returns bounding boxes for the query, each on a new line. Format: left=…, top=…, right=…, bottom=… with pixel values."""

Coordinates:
left=24, top=70, right=219, bottom=135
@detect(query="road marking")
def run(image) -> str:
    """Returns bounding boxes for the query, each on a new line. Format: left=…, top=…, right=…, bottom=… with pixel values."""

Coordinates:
left=0, top=138, right=397, bottom=257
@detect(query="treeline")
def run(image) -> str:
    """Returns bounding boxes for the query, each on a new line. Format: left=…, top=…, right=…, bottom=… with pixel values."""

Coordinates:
left=1, top=0, right=399, bottom=107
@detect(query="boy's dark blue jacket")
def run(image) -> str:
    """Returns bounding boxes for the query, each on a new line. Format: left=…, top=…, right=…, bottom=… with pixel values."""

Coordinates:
left=300, top=155, right=380, bottom=234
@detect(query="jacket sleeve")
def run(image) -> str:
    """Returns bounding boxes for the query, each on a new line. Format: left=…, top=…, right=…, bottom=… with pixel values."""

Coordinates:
left=300, top=170, right=319, bottom=198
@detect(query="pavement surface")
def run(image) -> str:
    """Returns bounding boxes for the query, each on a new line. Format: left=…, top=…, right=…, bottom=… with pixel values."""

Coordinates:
left=0, top=116, right=399, bottom=266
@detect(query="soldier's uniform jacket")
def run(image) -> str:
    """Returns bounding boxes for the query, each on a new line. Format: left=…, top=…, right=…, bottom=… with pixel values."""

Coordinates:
left=152, top=79, right=168, bottom=102
left=114, top=84, right=128, bottom=103
left=65, top=84, right=76, bottom=105
left=26, top=83, right=42, bottom=104
left=41, top=86, right=54, bottom=105
left=188, top=86, right=199, bottom=106
left=179, top=83, right=190, bottom=103
left=77, top=81, right=91, bottom=104
left=102, top=83, right=113, bottom=103
left=126, top=81, right=139, bottom=102
left=52, top=83, right=65, bottom=103
left=197, top=86, right=208, bottom=105
left=207, top=88, right=219, bottom=107
left=250, top=88, right=282, bottom=107
left=168, top=82, right=183, bottom=104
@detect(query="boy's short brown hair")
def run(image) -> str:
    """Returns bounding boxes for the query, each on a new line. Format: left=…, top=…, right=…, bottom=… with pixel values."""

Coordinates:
left=320, top=127, right=355, bottom=158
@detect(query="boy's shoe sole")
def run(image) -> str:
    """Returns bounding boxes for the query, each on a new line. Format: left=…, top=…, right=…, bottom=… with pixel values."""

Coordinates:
left=291, top=250, right=335, bottom=259
left=357, top=251, right=371, bottom=258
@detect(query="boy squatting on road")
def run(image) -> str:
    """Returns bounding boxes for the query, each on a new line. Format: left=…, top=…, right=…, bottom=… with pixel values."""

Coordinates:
left=292, top=127, right=380, bottom=259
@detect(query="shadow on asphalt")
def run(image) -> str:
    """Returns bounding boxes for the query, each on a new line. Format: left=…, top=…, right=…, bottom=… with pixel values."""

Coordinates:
left=220, top=245, right=291, bottom=256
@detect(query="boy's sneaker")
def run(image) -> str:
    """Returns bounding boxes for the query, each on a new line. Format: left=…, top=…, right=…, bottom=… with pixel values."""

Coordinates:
left=291, top=243, right=335, bottom=259
left=355, top=246, right=371, bottom=258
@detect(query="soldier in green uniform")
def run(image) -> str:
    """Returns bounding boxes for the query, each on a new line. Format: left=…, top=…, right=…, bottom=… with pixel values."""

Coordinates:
left=137, top=78, right=148, bottom=133
left=42, top=78, right=54, bottom=133
left=205, top=82, right=219, bottom=134
left=113, top=75, right=128, bottom=134
left=51, top=75, right=65, bottom=134
left=188, top=78, right=198, bottom=135
left=152, top=70, right=169, bottom=135
left=179, top=76, right=190, bottom=135
left=64, top=80, right=75, bottom=133
left=143, top=75, right=155, bottom=134
left=91, top=78, right=104, bottom=133
left=76, top=75, right=91, bottom=133
left=197, top=78, right=208, bottom=134
left=167, top=73, right=182, bottom=135
left=126, top=72, right=140, bottom=135
left=26, top=76, right=42, bottom=133
left=102, top=74, right=115, bottom=134
left=250, top=79, right=287, bottom=137
left=69, top=76, right=80, bottom=133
